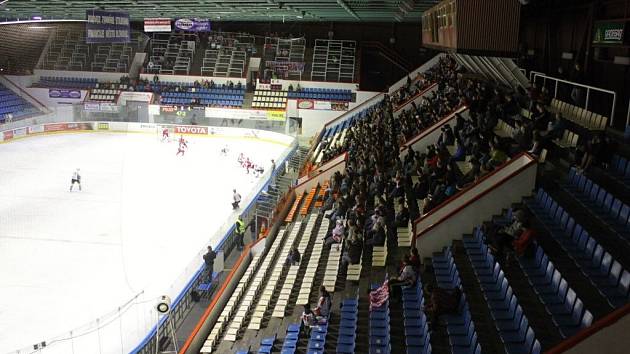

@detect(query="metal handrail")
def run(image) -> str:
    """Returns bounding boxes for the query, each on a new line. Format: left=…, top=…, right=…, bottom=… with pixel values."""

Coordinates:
left=532, top=73, right=617, bottom=127
left=529, top=70, right=545, bottom=83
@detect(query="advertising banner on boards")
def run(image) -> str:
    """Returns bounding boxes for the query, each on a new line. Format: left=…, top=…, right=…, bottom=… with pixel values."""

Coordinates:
left=174, top=18, right=211, bottom=32
left=205, top=107, right=286, bottom=121
left=86, top=10, right=130, bottom=43
left=48, top=89, right=82, bottom=99
left=297, top=99, right=349, bottom=111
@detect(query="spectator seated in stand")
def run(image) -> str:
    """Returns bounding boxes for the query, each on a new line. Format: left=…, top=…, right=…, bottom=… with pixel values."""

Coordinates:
left=424, top=284, right=462, bottom=326
left=324, top=218, right=345, bottom=247
left=387, top=256, right=417, bottom=302
left=285, top=246, right=301, bottom=266
left=313, top=285, right=331, bottom=319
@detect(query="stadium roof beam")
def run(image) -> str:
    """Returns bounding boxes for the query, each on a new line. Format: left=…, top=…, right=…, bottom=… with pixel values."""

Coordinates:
left=336, top=0, right=360, bottom=20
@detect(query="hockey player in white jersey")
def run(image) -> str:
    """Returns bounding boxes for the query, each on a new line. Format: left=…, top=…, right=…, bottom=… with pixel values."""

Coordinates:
left=70, top=168, right=82, bottom=191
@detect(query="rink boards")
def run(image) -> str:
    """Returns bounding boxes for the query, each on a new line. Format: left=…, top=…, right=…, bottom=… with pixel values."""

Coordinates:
left=0, top=121, right=294, bottom=147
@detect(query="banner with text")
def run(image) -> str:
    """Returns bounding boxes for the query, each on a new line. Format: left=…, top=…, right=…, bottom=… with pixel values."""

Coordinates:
left=86, top=10, right=130, bottom=43
left=297, top=99, right=349, bottom=111
left=174, top=18, right=211, bottom=32
left=118, top=91, right=154, bottom=105
left=174, top=125, right=208, bottom=135
left=593, top=21, right=627, bottom=45
left=205, top=107, right=286, bottom=121
left=49, top=88, right=82, bottom=100
left=144, top=18, right=172, bottom=32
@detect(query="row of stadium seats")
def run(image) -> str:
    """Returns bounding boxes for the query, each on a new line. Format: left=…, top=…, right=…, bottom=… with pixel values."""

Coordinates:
left=287, top=90, right=352, bottom=101
left=161, top=92, right=244, bottom=101
left=160, top=98, right=242, bottom=108
left=37, top=76, right=99, bottom=89
left=0, top=83, right=39, bottom=122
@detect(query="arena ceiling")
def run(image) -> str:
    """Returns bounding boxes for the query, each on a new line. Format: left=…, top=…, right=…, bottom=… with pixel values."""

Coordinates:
left=1, top=0, right=440, bottom=22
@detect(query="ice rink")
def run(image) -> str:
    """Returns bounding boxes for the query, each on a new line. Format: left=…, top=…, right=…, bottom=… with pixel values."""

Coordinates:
left=0, top=131, right=290, bottom=353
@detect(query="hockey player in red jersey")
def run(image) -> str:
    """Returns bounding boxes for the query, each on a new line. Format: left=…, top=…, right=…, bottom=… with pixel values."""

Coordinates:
left=178, top=135, right=188, bottom=149
left=245, top=157, right=252, bottom=173
left=161, top=128, right=169, bottom=142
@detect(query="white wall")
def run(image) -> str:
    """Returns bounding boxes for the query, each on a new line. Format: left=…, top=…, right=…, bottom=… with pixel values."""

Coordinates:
left=414, top=154, right=538, bottom=259
left=292, top=90, right=380, bottom=137
left=4, top=75, right=35, bottom=88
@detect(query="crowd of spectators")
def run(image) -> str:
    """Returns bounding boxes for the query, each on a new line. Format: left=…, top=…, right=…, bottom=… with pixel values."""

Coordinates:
left=312, top=55, right=563, bottom=297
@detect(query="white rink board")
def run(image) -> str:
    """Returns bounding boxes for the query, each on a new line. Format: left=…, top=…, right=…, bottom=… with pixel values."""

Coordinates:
left=0, top=131, right=290, bottom=353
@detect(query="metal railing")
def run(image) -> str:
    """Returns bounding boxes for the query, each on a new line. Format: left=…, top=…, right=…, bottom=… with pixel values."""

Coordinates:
left=531, top=73, right=617, bottom=127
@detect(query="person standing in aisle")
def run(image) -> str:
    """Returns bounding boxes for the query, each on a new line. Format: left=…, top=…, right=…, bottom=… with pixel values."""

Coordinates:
left=203, top=246, right=216, bottom=282
left=235, top=215, right=246, bottom=251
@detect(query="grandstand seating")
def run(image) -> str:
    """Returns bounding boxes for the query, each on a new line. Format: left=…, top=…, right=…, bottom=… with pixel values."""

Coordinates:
left=264, top=37, right=306, bottom=63
left=178, top=53, right=630, bottom=354
left=160, top=87, right=244, bottom=108
left=464, top=228, right=543, bottom=354
left=336, top=298, right=359, bottom=353
left=287, top=88, right=353, bottom=102
left=608, top=154, right=630, bottom=185
left=263, top=36, right=306, bottom=80
left=88, top=88, right=122, bottom=103
left=529, top=186, right=630, bottom=308
left=400, top=281, right=431, bottom=354
left=467, top=228, right=594, bottom=338
left=0, top=23, right=53, bottom=74
left=196, top=34, right=253, bottom=78
left=433, top=248, right=482, bottom=354
left=285, top=192, right=304, bottom=223
left=296, top=217, right=327, bottom=305
left=252, top=89, right=287, bottom=109
left=311, top=39, right=356, bottom=82
left=370, top=281, right=392, bottom=354
left=36, top=76, right=99, bottom=89
left=42, top=28, right=145, bottom=72
left=145, top=33, right=196, bottom=75
left=549, top=98, right=608, bottom=131
left=0, top=83, right=39, bottom=123
left=310, top=99, right=383, bottom=165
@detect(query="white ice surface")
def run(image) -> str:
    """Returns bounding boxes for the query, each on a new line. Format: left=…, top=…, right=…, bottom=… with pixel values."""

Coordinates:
left=0, top=132, right=288, bottom=353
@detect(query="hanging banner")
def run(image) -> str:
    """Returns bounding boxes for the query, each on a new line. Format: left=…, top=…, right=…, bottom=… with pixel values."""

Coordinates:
left=144, top=18, right=172, bottom=32
left=85, top=10, right=130, bottom=43
left=174, top=18, right=211, bottom=32
left=593, top=21, right=627, bottom=45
